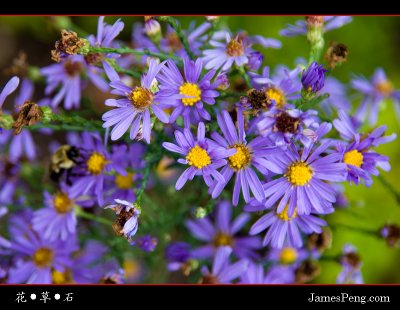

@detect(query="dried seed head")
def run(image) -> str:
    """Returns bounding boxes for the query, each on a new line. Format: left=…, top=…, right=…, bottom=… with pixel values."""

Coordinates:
left=12, top=101, right=43, bottom=135
left=51, top=30, right=87, bottom=62
left=325, top=42, right=348, bottom=69
left=295, top=260, right=320, bottom=283
left=306, top=228, right=332, bottom=253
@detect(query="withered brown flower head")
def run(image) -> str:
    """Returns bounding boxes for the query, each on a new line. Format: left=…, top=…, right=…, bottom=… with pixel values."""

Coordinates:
left=51, top=30, right=86, bottom=62
left=13, top=101, right=43, bottom=135
left=273, top=112, right=300, bottom=134
left=295, top=260, right=320, bottom=283
left=341, top=251, right=362, bottom=268
left=381, top=224, right=400, bottom=248
left=306, top=228, right=332, bottom=253
left=241, top=88, right=272, bottom=114
left=326, top=42, right=348, bottom=69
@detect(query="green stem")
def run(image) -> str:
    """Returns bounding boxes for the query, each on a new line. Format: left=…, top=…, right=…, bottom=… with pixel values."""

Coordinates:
left=75, top=207, right=113, bottom=226
left=157, top=16, right=195, bottom=59
left=237, top=66, right=252, bottom=88
left=377, top=175, right=400, bottom=205
left=331, top=223, right=379, bottom=237
left=89, top=46, right=181, bottom=63
left=114, top=66, right=141, bottom=79
left=136, top=164, right=151, bottom=204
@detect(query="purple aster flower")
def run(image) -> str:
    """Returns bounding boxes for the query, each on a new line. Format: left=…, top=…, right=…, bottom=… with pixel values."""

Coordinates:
left=157, top=57, right=219, bottom=128
left=32, top=183, right=92, bottom=242
left=267, top=246, right=308, bottom=266
left=252, top=105, right=319, bottom=147
left=162, top=122, right=235, bottom=197
left=301, top=62, right=327, bottom=93
left=5, top=211, right=77, bottom=284
left=240, top=262, right=295, bottom=284
left=165, top=242, right=194, bottom=273
left=160, top=22, right=211, bottom=58
left=102, top=59, right=169, bottom=143
left=247, top=123, right=347, bottom=216
left=86, top=16, right=125, bottom=75
left=105, top=199, right=140, bottom=240
left=69, top=132, right=123, bottom=205
left=186, top=200, right=262, bottom=260
left=248, top=201, right=327, bottom=248
left=88, top=16, right=124, bottom=48
left=333, top=110, right=396, bottom=186
left=52, top=240, right=109, bottom=284
left=3, top=79, right=43, bottom=163
left=352, top=68, right=400, bottom=125
left=249, top=65, right=302, bottom=109
left=264, top=265, right=296, bottom=284
left=247, top=51, right=264, bottom=71
left=41, top=55, right=84, bottom=109
left=199, top=246, right=248, bottom=284
left=280, top=16, right=352, bottom=37
left=337, top=244, right=363, bottom=284
left=209, top=109, right=279, bottom=205
left=240, top=262, right=268, bottom=284
left=0, top=76, right=19, bottom=109
left=104, top=143, right=146, bottom=203
left=202, top=30, right=280, bottom=72
left=132, top=235, right=158, bottom=252
left=0, top=159, right=21, bottom=205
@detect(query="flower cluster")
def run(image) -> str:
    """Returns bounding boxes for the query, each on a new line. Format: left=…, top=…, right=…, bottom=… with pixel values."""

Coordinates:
left=0, top=16, right=398, bottom=284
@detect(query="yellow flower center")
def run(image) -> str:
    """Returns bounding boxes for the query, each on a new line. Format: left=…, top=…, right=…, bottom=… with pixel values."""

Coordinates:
left=213, top=232, right=234, bottom=247
left=52, top=269, right=74, bottom=284
left=279, top=247, right=298, bottom=265
left=276, top=205, right=297, bottom=221
left=179, top=83, right=202, bottom=106
left=54, top=192, right=74, bottom=214
left=115, top=172, right=134, bottom=190
left=123, top=259, right=140, bottom=279
left=226, top=39, right=244, bottom=57
left=266, top=87, right=286, bottom=108
left=375, top=80, right=393, bottom=96
left=186, top=145, right=211, bottom=169
left=33, top=247, right=54, bottom=268
left=343, top=150, right=363, bottom=168
left=128, top=86, right=153, bottom=110
left=228, top=144, right=251, bottom=171
left=286, top=162, right=313, bottom=186
left=87, top=152, right=107, bottom=175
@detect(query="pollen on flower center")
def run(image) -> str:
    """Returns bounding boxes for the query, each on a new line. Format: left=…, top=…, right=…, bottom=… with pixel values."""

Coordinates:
left=226, top=39, right=244, bottom=57
left=179, top=83, right=202, bottom=106
left=186, top=145, right=211, bottom=169
left=115, top=172, right=134, bottom=190
left=228, top=144, right=251, bottom=170
left=375, top=80, right=393, bottom=96
left=276, top=204, right=297, bottom=221
left=280, top=247, right=298, bottom=265
left=87, top=152, right=107, bottom=175
left=265, top=87, right=286, bottom=108
left=129, top=86, right=154, bottom=110
left=33, top=247, right=54, bottom=268
left=52, top=268, right=74, bottom=284
left=286, top=162, right=313, bottom=186
left=213, top=232, right=234, bottom=247
left=54, top=192, right=74, bottom=214
left=343, top=149, right=364, bottom=168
